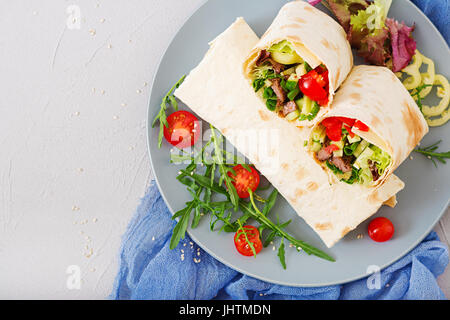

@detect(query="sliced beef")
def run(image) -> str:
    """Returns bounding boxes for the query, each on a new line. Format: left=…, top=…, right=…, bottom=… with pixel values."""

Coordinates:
left=330, top=155, right=353, bottom=173
left=282, top=101, right=297, bottom=116
left=256, top=50, right=271, bottom=66
left=271, top=78, right=286, bottom=105
left=268, top=59, right=285, bottom=74
left=317, top=147, right=333, bottom=162
left=368, top=160, right=380, bottom=181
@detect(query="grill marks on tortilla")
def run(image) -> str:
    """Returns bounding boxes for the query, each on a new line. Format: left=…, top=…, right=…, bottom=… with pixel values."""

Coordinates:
left=315, top=222, right=332, bottom=231
left=350, top=93, right=361, bottom=102
left=321, top=39, right=331, bottom=49
left=295, top=188, right=306, bottom=197
left=402, top=100, right=425, bottom=149
left=368, top=189, right=382, bottom=204
left=306, top=181, right=319, bottom=191
left=296, top=167, right=306, bottom=180
left=341, top=227, right=352, bottom=237
left=280, top=23, right=303, bottom=30
left=258, top=110, right=270, bottom=121
left=294, top=17, right=306, bottom=24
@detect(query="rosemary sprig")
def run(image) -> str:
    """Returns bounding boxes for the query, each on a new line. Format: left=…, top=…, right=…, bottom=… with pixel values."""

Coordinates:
left=414, top=140, right=450, bottom=167
left=152, top=75, right=186, bottom=148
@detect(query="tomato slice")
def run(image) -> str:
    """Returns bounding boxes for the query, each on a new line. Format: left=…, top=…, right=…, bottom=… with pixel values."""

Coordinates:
left=354, top=120, right=370, bottom=132
left=299, top=71, right=329, bottom=103
left=163, top=110, right=200, bottom=148
left=324, top=144, right=340, bottom=153
left=326, top=125, right=342, bottom=141
left=368, top=217, right=395, bottom=242
left=234, top=225, right=263, bottom=256
left=321, top=117, right=342, bottom=128
left=227, top=165, right=260, bottom=198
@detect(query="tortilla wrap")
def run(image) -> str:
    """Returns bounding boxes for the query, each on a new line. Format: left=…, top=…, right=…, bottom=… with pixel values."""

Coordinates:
left=243, top=0, right=353, bottom=126
left=175, top=18, right=404, bottom=248
left=310, top=65, right=429, bottom=187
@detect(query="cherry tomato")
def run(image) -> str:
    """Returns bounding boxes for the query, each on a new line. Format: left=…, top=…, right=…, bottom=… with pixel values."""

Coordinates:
left=368, top=217, right=395, bottom=242
left=354, top=120, right=370, bottom=132
left=234, top=225, right=263, bottom=256
left=227, top=165, right=260, bottom=198
left=323, top=144, right=340, bottom=153
left=326, top=125, right=342, bottom=141
left=321, top=117, right=342, bottom=128
left=163, top=110, right=199, bottom=148
left=299, top=70, right=329, bottom=103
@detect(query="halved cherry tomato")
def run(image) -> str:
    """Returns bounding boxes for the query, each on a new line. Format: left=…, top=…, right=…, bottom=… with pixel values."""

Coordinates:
left=227, top=165, right=260, bottom=198
left=354, top=120, right=370, bottom=132
left=234, top=225, right=263, bottom=256
left=368, top=217, right=395, bottom=242
left=321, top=117, right=342, bottom=128
left=326, top=125, right=342, bottom=141
left=163, top=110, right=199, bottom=148
left=299, top=70, right=329, bottom=104
left=323, top=144, right=340, bottom=153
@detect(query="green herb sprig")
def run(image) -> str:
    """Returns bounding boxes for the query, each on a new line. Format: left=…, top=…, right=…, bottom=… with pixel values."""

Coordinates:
left=167, top=126, right=334, bottom=268
left=152, top=75, right=186, bottom=148
left=411, top=84, right=433, bottom=113
left=414, top=140, right=450, bottom=167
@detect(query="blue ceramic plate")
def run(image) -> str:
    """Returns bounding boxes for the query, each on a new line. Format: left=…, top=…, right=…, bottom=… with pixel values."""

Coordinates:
left=147, top=0, right=450, bottom=286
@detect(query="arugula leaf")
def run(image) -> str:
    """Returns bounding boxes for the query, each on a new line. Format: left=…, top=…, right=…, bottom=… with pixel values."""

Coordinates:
left=277, top=238, right=286, bottom=269
left=152, top=75, right=186, bottom=148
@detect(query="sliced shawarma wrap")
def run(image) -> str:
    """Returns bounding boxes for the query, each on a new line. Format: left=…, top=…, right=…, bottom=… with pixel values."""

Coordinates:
left=243, top=1, right=353, bottom=126
left=174, top=18, right=404, bottom=248
left=307, top=65, right=429, bottom=188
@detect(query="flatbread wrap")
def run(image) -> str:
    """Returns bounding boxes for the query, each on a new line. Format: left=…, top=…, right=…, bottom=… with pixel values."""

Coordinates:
left=307, top=65, right=429, bottom=188
left=243, top=0, right=353, bottom=126
left=175, top=18, right=405, bottom=248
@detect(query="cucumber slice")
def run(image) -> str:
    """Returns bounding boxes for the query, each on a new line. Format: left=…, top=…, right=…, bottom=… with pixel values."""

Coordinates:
left=354, top=147, right=374, bottom=169
left=353, top=140, right=369, bottom=158
left=281, top=66, right=296, bottom=76
left=311, top=125, right=326, bottom=143
left=333, top=149, right=343, bottom=157
left=300, top=97, right=313, bottom=115
left=310, top=141, right=322, bottom=153
left=285, top=110, right=300, bottom=121
left=330, top=140, right=345, bottom=149
left=271, top=51, right=303, bottom=65
left=295, top=64, right=307, bottom=77
left=347, top=134, right=361, bottom=144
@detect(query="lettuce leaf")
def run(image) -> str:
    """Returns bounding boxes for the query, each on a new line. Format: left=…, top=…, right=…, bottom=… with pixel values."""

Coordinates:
left=326, top=0, right=369, bottom=32
left=385, top=18, right=417, bottom=72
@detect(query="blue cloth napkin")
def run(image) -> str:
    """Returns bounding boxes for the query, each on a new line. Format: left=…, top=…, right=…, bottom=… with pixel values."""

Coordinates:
left=411, top=0, right=449, bottom=44
left=111, top=0, right=450, bottom=300
left=111, top=182, right=449, bottom=300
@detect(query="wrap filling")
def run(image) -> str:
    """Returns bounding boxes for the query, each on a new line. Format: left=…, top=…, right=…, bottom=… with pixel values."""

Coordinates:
left=308, top=116, right=392, bottom=186
left=251, top=40, right=330, bottom=122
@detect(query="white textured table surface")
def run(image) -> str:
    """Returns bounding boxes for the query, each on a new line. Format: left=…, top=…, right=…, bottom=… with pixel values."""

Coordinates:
left=0, top=0, right=448, bottom=299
